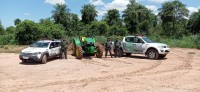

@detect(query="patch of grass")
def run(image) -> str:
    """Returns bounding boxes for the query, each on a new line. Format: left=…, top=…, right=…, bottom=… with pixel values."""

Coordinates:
left=150, top=35, right=200, bottom=48
left=0, top=45, right=27, bottom=53
left=0, top=45, right=4, bottom=48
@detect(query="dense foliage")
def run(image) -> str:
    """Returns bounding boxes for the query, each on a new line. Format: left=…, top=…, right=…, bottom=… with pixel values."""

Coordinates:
left=0, top=0, right=199, bottom=48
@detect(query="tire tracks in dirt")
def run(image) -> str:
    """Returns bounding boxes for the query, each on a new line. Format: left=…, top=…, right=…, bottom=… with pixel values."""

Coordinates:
left=12, top=49, right=195, bottom=91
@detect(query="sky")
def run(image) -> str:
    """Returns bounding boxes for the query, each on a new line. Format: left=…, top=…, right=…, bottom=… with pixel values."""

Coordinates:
left=0, top=0, right=200, bottom=28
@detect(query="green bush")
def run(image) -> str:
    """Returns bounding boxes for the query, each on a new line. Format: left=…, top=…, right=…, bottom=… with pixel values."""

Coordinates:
left=150, top=35, right=200, bottom=48
left=0, top=34, right=17, bottom=45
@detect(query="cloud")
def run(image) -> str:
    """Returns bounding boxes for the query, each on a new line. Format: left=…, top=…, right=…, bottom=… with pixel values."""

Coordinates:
left=148, top=0, right=172, bottom=3
left=146, top=5, right=158, bottom=14
left=24, top=13, right=30, bottom=16
left=187, top=6, right=200, bottom=15
left=89, top=0, right=105, bottom=6
left=104, top=0, right=129, bottom=11
left=45, top=0, right=65, bottom=5
left=97, top=9, right=107, bottom=16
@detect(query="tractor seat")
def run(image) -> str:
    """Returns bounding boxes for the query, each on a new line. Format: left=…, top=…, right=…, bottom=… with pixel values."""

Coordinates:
left=82, top=37, right=86, bottom=42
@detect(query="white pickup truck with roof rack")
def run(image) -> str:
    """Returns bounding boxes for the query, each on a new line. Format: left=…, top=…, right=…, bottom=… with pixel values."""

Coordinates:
left=117, top=35, right=170, bottom=59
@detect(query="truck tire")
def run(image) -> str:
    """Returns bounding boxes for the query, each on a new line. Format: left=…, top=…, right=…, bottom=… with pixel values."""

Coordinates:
left=159, top=54, right=166, bottom=59
left=21, top=60, right=27, bottom=63
left=147, top=49, right=159, bottom=59
left=96, top=45, right=103, bottom=58
left=41, top=54, right=47, bottom=64
left=125, top=53, right=131, bottom=56
left=76, top=46, right=83, bottom=59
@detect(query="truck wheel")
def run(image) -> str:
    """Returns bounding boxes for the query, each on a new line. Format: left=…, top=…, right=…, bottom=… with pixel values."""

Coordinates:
left=21, top=60, right=27, bottom=63
left=76, top=46, right=83, bottom=59
left=147, top=49, right=159, bottom=59
left=125, top=53, right=131, bottom=56
left=41, top=54, right=47, bottom=64
left=159, top=55, right=166, bottom=59
left=116, top=48, right=123, bottom=57
left=96, top=45, right=103, bottom=58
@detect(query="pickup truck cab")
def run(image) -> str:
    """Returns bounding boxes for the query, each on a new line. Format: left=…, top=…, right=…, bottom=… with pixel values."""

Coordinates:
left=19, top=40, right=63, bottom=64
left=119, top=35, right=170, bottom=59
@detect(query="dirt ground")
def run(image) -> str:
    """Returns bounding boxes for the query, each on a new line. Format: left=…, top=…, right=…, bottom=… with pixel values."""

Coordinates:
left=0, top=48, right=200, bottom=92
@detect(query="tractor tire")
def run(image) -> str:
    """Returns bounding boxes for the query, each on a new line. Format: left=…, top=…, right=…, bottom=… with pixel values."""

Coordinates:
left=41, top=54, right=47, bottom=64
left=96, top=44, right=103, bottom=58
left=72, top=42, right=76, bottom=56
left=75, top=46, right=83, bottom=59
left=147, top=49, right=159, bottom=60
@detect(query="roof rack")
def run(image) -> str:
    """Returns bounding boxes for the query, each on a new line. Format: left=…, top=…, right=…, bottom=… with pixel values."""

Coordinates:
left=134, top=34, right=144, bottom=37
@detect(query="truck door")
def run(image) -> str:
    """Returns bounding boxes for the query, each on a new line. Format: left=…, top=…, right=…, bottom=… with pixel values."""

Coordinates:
left=49, top=42, right=56, bottom=56
left=122, top=37, right=136, bottom=53
left=54, top=42, right=61, bottom=55
left=134, top=37, right=145, bottom=53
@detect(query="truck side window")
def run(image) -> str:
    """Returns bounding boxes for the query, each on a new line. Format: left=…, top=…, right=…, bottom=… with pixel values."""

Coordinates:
left=54, top=42, right=60, bottom=47
left=135, top=37, right=144, bottom=43
left=125, top=37, right=135, bottom=43
left=50, top=42, right=55, bottom=49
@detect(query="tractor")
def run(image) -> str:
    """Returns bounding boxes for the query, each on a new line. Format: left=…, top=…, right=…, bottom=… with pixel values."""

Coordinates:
left=72, top=37, right=103, bottom=59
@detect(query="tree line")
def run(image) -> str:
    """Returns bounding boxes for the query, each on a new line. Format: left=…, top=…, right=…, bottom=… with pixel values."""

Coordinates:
left=0, top=0, right=200, bottom=45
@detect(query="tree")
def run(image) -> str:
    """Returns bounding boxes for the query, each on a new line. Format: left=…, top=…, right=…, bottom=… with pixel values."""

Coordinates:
left=81, top=4, right=98, bottom=24
left=158, top=0, right=189, bottom=38
left=89, top=21, right=108, bottom=36
left=14, top=18, right=21, bottom=26
left=16, top=20, right=41, bottom=45
left=0, top=20, right=4, bottom=35
left=6, top=26, right=15, bottom=34
left=39, top=18, right=65, bottom=39
left=69, top=13, right=81, bottom=36
left=187, top=9, right=200, bottom=35
left=123, top=0, right=155, bottom=35
left=104, top=9, right=122, bottom=26
left=52, top=3, right=71, bottom=36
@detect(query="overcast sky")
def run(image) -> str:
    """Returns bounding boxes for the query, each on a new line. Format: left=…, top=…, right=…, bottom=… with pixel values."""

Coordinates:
left=0, top=0, right=200, bottom=28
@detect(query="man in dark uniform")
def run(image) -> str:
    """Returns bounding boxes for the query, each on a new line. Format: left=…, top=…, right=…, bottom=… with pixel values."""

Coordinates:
left=114, top=37, right=121, bottom=58
left=105, top=37, right=113, bottom=58
left=60, top=38, right=68, bottom=59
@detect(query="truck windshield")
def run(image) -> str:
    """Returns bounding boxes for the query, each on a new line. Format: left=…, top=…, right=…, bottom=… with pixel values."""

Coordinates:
left=142, top=37, right=154, bottom=43
left=30, top=42, right=50, bottom=48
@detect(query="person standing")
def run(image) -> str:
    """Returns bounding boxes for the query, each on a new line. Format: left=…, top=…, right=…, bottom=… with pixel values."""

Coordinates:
left=114, top=37, right=121, bottom=58
left=105, top=37, right=113, bottom=58
left=60, top=38, right=68, bottom=59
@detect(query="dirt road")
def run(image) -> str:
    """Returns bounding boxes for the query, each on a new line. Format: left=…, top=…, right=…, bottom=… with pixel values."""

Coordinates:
left=0, top=48, right=200, bottom=92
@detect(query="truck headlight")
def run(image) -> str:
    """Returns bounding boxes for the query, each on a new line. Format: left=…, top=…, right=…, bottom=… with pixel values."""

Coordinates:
left=32, top=52, right=41, bottom=56
left=158, top=46, right=165, bottom=49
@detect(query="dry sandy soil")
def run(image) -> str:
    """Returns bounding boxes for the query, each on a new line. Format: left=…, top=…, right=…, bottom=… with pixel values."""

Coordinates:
left=0, top=48, right=200, bottom=92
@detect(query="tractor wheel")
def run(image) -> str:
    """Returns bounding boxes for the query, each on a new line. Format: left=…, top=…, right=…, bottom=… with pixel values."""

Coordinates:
left=75, top=46, right=83, bottom=59
left=72, top=42, right=76, bottom=56
left=96, top=44, right=103, bottom=58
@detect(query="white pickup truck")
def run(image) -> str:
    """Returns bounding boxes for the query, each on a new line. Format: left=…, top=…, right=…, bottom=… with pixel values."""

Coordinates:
left=19, top=40, right=63, bottom=64
left=116, top=35, right=170, bottom=59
